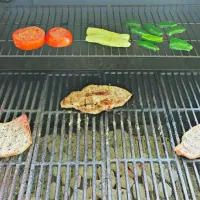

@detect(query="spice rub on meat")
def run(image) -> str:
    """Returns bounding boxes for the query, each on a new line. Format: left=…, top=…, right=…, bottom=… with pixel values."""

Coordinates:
left=0, top=114, right=32, bottom=158
left=60, top=85, right=132, bottom=114
left=174, top=124, right=200, bottom=159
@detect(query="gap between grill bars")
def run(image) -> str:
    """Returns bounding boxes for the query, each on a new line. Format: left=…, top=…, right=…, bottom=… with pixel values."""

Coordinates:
left=0, top=71, right=199, bottom=200
left=0, top=5, right=200, bottom=57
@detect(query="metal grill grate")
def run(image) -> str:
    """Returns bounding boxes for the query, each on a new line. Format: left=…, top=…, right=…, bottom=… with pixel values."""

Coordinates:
left=0, top=0, right=12, bottom=3
left=0, top=5, right=200, bottom=57
left=0, top=71, right=200, bottom=200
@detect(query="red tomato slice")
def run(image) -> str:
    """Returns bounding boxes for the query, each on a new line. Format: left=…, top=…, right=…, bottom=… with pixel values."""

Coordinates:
left=12, top=26, right=45, bottom=50
left=45, top=27, right=73, bottom=48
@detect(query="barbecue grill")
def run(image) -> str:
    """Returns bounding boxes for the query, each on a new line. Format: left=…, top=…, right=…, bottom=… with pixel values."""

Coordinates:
left=0, top=1, right=200, bottom=200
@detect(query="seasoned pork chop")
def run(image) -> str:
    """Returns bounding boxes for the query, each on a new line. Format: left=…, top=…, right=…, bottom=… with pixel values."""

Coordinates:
left=0, top=114, right=32, bottom=158
left=174, top=125, right=200, bottom=159
left=60, top=85, right=132, bottom=114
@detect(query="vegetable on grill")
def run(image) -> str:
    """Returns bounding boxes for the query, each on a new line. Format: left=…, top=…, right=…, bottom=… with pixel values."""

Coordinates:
left=86, top=35, right=131, bottom=47
left=157, top=21, right=178, bottom=28
left=166, top=26, right=186, bottom=36
left=144, top=23, right=163, bottom=36
left=141, top=34, right=163, bottom=43
left=12, top=26, right=45, bottom=50
left=130, top=27, right=148, bottom=36
left=85, top=27, right=130, bottom=47
left=169, top=37, right=193, bottom=51
left=138, top=40, right=160, bottom=52
left=124, top=20, right=141, bottom=27
left=45, top=27, right=73, bottom=47
left=86, top=27, right=130, bottom=41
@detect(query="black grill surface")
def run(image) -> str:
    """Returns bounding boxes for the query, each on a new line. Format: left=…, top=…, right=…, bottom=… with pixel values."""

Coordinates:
left=1, top=5, right=200, bottom=70
left=0, top=71, right=199, bottom=200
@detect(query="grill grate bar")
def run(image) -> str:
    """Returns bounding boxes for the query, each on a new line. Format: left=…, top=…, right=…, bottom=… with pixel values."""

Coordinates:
left=193, top=162, right=200, bottom=188
left=99, top=114, right=107, bottom=200
left=0, top=75, right=43, bottom=199
left=148, top=74, right=182, bottom=200
left=180, top=76, right=199, bottom=124
left=24, top=76, right=49, bottom=200
left=159, top=73, right=197, bottom=200
left=121, top=112, right=136, bottom=200
left=73, top=113, right=82, bottom=200
left=187, top=74, right=200, bottom=109
left=44, top=114, right=58, bottom=200
left=91, top=117, right=97, bottom=200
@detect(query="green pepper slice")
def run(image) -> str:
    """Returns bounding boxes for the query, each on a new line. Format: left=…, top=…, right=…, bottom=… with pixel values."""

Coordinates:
left=158, top=21, right=177, bottom=28
left=138, top=40, right=159, bottom=52
left=169, top=37, right=193, bottom=51
left=130, top=27, right=148, bottom=35
left=167, top=26, right=186, bottom=36
left=144, top=23, right=163, bottom=36
left=141, top=34, right=163, bottom=43
left=124, top=20, right=141, bottom=27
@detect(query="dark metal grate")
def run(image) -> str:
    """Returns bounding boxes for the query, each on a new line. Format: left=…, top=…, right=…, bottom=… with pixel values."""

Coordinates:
left=0, top=71, right=200, bottom=200
left=0, top=5, right=200, bottom=57
left=0, top=0, right=12, bottom=3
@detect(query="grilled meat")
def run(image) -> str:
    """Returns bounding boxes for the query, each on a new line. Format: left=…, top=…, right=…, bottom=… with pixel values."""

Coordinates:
left=60, top=84, right=132, bottom=114
left=0, top=114, right=32, bottom=158
left=174, top=125, right=200, bottom=159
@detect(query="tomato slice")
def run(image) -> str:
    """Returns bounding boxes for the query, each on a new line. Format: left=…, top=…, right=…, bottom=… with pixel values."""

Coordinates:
left=45, top=27, right=73, bottom=48
left=12, top=26, right=45, bottom=50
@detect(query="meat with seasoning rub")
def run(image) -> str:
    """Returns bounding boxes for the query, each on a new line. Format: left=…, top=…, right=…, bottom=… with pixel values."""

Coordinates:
left=174, top=124, right=200, bottom=159
left=60, top=84, right=132, bottom=114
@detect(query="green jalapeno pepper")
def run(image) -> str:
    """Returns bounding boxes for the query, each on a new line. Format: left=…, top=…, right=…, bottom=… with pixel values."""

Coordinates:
left=141, top=34, right=163, bottom=43
left=144, top=23, right=163, bottom=36
left=130, top=27, right=148, bottom=35
left=158, top=21, right=177, bottom=28
left=169, top=37, right=193, bottom=51
left=124, top=20, right=141, bottom=27
left=138, top=40, right=159, bottom=52
left=167, top=26, right=186, bottom=36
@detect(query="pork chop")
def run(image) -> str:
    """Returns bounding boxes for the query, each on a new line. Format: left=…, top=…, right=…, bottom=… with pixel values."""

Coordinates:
left=174, top=125, right=200, bottom=159
left=60, top=84, right=132, bottom=114
left=0, top=114, right=32, bottom=158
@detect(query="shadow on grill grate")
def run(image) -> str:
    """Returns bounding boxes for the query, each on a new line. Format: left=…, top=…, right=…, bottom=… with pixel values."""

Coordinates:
left=0, top=71, right=200, bottom=199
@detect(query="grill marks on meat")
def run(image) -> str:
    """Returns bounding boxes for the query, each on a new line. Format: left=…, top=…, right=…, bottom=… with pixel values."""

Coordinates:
left=174, top=125, right=200, bottom=159
left=0, top=114, right=32, bottom=158
left=60, top=85, right=132, bottom=114
left=85, top=91, right=110, bottom=97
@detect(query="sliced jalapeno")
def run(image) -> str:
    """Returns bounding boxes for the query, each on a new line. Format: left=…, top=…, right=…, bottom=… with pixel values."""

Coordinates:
left=169, top=37, right=193, bottom=51
left=124, top=20, right=141, bottom=27
left=141, top=34, right=163, bottom=43
left=167, top=26, right=186, bottom=36
left=158, top=21, right=177, bottom=28
left=130, top=27, right=148, bottom=35
left=138, top=40, right=159, bottom=52
left=144, top=23, right=163, bottom=36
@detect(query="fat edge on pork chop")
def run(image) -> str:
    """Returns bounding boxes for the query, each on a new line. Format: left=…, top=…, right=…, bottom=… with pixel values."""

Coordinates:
left=60, top=85, right=132, bottom=114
